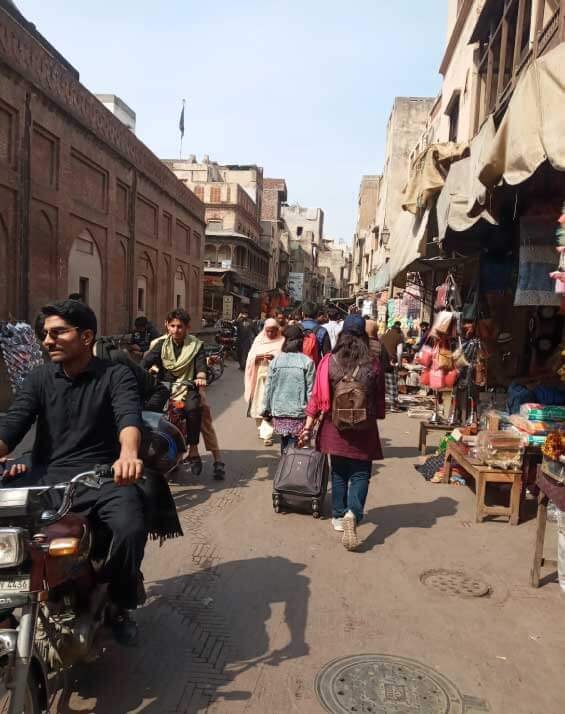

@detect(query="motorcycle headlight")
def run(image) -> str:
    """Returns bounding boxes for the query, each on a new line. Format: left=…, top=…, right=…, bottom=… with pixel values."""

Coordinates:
left=0, top=529, right=24, bottom=568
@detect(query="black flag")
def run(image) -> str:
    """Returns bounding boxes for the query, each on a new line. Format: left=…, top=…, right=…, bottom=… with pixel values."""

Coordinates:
left=179, top=101, right=185, bottom=139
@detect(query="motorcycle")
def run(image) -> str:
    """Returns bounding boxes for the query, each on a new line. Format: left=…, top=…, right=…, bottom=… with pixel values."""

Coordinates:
left=0, top=413, right=185, bottom=714
left=204, top=345, right=225, bottom=385
left=214, top=322, right=237, bottom=360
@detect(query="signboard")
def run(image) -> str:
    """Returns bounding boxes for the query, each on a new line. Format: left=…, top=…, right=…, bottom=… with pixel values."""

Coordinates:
left=221, top=260, right=232, bottom=270
left=362, top=299, right=374, bottom=317
left=222, top=295, right=234, bottom=320
left=288, top=272, right=305, bottom=302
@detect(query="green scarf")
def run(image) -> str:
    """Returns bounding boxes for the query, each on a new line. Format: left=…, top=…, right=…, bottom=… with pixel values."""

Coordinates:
left=161, top=335, right=203, bottom=381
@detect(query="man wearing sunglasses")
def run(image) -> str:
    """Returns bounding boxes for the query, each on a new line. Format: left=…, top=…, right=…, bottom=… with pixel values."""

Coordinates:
left=0, top=300, right=145, bottom=646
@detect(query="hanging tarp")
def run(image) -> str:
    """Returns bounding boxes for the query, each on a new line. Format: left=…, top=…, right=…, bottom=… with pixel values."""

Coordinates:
left=402, top=142, right=468, bottom=214
left=479, top=43, right=565, bottom=189
left=388, top=208, right=430, bottom=283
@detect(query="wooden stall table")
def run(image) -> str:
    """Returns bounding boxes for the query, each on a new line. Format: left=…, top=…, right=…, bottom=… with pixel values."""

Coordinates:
left=443, top=441, right=523, bottom=524
left=530, top=467, right=562, bottom=587
left=418, top=421, right=450, bottom=455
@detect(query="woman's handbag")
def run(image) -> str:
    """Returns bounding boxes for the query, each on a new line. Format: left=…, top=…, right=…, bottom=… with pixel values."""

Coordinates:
left=453, top=338, right=470, bottom=368
left=415, top=343, right=434, bottom=368
left=437, top=348, right=454, bottom=371
left=444, top=369, right=460, bottom=388
left=430, top=368, right=446, bottom=390
left=431, top=310, right=454, bottom=336
left=420, top=369, right=431, bottom=386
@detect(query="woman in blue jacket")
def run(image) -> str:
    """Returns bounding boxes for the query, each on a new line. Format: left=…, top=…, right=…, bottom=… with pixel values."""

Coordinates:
left=262, top=325, right=315, bottom=453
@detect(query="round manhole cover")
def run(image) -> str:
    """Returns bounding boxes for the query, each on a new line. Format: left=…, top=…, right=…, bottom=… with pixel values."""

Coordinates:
left=420, top=569, right=490, bottom=598
left=315, top=654, right=466, bottom=713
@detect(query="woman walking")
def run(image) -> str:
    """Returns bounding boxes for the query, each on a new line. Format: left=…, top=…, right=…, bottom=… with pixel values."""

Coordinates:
left=245, top=318, right=284, bottom=446
left=302, top=314, right=385, bottom=551
left=262, top=325, right=315, bottom=453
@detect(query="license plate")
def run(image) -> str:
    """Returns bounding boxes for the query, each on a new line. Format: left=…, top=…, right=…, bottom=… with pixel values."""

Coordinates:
left=0, top=576, right=30, bottom=592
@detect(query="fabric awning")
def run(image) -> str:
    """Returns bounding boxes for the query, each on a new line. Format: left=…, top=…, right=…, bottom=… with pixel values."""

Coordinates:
left=402, top=142, right=468, bottom=214
left=368, top=262, right=390, bottom=292
left=436, top=120, right=498, bottom=241
left=389, top=208, right=430, bottom=283
left=479, top=43, right=565, bottom=189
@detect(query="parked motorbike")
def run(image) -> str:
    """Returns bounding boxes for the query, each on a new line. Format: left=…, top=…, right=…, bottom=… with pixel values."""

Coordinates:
left=0, top=413, right=185, bottom=714
left=215, top=322, right=236, bottom=360
left=204, top=345, right=225, bottom=385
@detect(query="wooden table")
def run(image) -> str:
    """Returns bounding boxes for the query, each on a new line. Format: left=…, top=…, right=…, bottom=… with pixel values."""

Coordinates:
left=418, top=421, right=451, bottom=455
left=444, top=441, right=523, bottom=524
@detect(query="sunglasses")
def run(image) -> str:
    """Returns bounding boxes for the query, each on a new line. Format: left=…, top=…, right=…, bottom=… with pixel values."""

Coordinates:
left=39, top=327, right=80, bottom=342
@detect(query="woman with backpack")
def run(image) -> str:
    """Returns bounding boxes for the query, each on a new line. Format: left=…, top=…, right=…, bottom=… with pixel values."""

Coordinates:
left=301, top=314, right=385, bottom=551
left=245, top=318, right=285, bottom=446
left=261, top=325, right=316, bottom=453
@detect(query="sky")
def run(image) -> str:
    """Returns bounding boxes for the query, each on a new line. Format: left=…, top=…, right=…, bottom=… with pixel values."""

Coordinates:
left=19, top=0, right=447, bottom=243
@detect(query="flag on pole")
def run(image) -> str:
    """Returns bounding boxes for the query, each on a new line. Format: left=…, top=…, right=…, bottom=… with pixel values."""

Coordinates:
left=179, top=100, right=185, bottom=139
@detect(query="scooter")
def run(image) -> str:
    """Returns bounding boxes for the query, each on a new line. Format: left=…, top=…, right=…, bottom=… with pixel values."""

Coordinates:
left=0, top=414, right=185, bottom=713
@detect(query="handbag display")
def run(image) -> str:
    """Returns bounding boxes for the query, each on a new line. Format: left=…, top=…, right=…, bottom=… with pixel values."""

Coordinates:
left=420, top=369, right=431, bottom=386
left=415, top=343, right=434, bottom=368
left=437, top=348, right=454, bottom=371
left=431, top=310, right=454, bottom=336
left=430, top=368, right=446, bottom=390
left=453, top=338, right=470, bottom=368
left=444, top=368, right=460, bottom=388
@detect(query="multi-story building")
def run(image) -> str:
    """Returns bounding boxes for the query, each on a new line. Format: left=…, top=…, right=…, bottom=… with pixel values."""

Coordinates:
left=0, top=0, right=205, bottom=335
left=165, top=157, right=270, bottom=318
left=282, top=204, right=324, bottom=304
left=318, top=239, right=352, bottom=299
left=261, top=178, right=290, bottom=295
left=351, top=175, right=381, bottom=295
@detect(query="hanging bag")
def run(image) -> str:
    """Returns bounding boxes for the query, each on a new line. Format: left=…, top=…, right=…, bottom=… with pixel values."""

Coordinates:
left=430, top=368, right=446, bottom=390
left=453, top=337, right=470, bottom=368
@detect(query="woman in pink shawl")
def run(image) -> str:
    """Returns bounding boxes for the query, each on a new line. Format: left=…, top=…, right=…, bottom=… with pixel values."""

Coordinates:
left=245, top=318, right=284, bottom=445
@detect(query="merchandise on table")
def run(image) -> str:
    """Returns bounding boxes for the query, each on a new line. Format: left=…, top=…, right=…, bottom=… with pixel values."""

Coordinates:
left=0, top=321, right=44, bottom=393
left=542, top=431, right=565, bottom=461
left=508, top=414, right=563, bottom=435
left=477, top=430, right=524, bottom=470
left=520, top=403, right=565, bottom=421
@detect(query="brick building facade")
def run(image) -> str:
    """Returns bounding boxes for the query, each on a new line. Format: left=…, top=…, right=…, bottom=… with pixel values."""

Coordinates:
left=0, top=1, right=205, bottom=335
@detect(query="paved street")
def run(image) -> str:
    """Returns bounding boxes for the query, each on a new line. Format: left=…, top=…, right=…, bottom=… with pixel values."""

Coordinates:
left=55, top=364, right=564, bottom=714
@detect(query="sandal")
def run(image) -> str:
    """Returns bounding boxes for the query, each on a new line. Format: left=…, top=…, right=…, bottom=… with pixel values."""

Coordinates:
left=264, top=439, right=274, bottom=447
left=213, top=462, right=226, bottom=481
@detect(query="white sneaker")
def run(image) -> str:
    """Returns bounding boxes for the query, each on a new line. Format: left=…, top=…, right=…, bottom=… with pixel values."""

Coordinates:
left=342, top=510, right=360, bottom=551
left=332, top=517, right=345, bottom=532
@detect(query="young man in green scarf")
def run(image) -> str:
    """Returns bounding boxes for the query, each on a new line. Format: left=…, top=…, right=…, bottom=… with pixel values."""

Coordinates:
left=142, top=309, right=207, bottom=471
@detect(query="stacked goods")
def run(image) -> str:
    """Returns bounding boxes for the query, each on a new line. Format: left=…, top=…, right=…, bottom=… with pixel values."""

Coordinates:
left=477, top=431, right=524, bottom=470
left=520, top=403, right=565, bottom=421
left=541, top=431, right=565, bottom=484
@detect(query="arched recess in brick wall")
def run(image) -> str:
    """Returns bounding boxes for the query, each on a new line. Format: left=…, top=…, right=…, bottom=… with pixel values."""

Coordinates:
left=174, top=266, right=187, bottom=310
left=0, top=215, right=8, bottom=319
left=136, top=251, right=156, bottom=319
left=204, top=243, right=217, bottom=263
left=218, top=244, right=232, bottom=263
left=68, top=230, right=102, bottom=319
left=29, top=210, right=56, bottom=317
left=190, top=267, right=200, bottom=313
left=160, top=254, right=172, bottom=319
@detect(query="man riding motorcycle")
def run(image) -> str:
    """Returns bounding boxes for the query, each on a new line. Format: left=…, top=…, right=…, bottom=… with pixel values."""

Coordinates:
left=0, top=300, right=147, bottom=646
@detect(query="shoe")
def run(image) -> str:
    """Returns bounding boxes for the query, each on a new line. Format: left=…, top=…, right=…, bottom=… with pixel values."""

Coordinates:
left=342, top=511, right=360, bottom=551
left=332, top=517, right=345, bottom=532
left=264, top=439, right=273, bottom=447
left=108, top=607, right=139, bottom=647
left=213, top=461, right=226, bottom=481
left=188, top=457, right=203, bottom=476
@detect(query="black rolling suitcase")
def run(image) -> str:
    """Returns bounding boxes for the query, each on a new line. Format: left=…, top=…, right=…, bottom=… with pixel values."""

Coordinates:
left=272, top=447, right=328, bottom=518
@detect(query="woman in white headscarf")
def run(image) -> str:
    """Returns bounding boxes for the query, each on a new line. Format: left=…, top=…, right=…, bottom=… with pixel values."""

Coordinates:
left=245, top=318, right=284, bottom=444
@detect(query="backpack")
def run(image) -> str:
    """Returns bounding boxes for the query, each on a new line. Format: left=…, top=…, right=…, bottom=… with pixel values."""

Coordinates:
left=303, top=326, right=321, bottom=365
left=331, top=362, right=369, bottom=431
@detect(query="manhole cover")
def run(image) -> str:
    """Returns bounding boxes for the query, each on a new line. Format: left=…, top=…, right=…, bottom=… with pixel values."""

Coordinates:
left=420, top=569, right=490, bottom=598
left=315, top=654, right=466, bottom=713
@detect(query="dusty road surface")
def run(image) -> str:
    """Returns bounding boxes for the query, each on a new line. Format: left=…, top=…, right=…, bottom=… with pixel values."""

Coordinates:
left=48, top=363, right=564, bottom=713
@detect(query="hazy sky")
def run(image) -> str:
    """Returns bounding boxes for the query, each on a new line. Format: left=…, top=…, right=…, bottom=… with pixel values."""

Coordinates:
left=19, top=0, right=447, bottom=242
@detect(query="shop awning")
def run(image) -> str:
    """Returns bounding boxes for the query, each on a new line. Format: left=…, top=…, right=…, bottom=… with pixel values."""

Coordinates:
left=402, top=142, right=468, bottom=214
left=368, top=263, right=390, bottom=292
left=388, top=208, right=430, bottom=283
left=479, top=43, right=565, bottom=189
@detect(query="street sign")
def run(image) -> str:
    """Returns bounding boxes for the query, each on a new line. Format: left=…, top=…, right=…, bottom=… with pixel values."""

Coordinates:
left=223, top=295, right=234, bottom=320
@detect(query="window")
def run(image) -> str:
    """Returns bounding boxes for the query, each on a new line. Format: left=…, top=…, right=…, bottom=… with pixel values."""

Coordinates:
left=445, top=91, right=460, bottom=143
left=210, top=186, right=221, bottom=203
left=296, top=226, right=303, bottom=237
left=137, top=287, right=145, bottom=312
left=176, top=293, right=182, bottom=308
left=79, top=276, right=89, bottom=304
left=194, top=185, right=204, bottom=200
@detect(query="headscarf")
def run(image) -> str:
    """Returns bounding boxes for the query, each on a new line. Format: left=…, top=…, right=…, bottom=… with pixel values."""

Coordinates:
left=244, top=319, right=284, bottom=401
left=342, top=314, right=366, bottom=337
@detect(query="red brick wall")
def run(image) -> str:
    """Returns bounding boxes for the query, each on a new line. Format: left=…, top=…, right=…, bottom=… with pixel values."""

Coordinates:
left=0, top=6, right=205, bottom=333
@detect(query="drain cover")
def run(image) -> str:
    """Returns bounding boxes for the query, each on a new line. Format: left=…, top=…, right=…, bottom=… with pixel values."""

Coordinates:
left=315, top=654, right=466, bottom=713
left=420, top=569, right=490, bottom=598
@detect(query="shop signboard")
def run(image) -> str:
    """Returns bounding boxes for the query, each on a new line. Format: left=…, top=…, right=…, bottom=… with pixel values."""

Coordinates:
left=288, top=272, right=304, bottom=302
left=222, top=295, right=234, bottom=320
left=362, top=299, right=373, bottom=317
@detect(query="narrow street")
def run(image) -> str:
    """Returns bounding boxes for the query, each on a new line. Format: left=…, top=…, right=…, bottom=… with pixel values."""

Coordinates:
left=52, top=364, right=565, bottom=714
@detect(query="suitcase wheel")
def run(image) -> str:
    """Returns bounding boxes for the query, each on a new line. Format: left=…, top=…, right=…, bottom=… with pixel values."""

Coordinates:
left=312, top=499, right=320, bottom=518
left=273, top=494, right=281, bottom=513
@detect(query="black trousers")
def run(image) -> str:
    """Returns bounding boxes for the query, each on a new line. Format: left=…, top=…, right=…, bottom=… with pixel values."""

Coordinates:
left=2, top=464, right=147, bottom=609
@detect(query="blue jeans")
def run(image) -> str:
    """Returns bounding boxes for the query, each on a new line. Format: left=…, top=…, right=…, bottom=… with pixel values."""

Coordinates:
left=281, top=435, right=297, bottom=454
left=331, top=456, right=372, bottom=523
